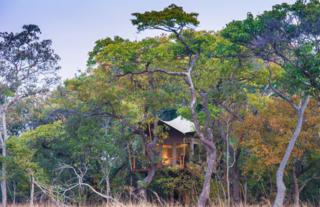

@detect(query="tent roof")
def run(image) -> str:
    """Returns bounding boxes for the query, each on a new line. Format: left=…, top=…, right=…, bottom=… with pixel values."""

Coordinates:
left=160, top=116, right=195, bottom=134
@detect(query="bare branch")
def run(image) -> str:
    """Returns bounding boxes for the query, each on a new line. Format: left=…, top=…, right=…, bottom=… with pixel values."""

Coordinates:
left=58, top=163, right=124, bottom=206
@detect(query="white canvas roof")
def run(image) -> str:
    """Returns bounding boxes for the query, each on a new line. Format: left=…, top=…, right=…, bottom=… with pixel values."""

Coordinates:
left=160, top=116, right=195, bottom=134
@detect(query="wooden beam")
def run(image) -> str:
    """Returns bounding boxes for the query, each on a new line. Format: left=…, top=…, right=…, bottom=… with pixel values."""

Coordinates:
left=172, top=143, right=177, bottom=166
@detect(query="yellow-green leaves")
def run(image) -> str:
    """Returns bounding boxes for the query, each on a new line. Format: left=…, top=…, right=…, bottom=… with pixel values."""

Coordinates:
left=132, top=4, right=199, bottom=32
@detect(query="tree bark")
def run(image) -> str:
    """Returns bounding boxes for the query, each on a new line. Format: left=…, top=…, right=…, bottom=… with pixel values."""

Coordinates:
left=272, top=96, right=310, bottom=207
left=138, top=163, right=157, bottom=200
left=183, top=57, right=218, bottom=207
left=198, top=149, right=216, bottom=207
left=106, top=176, right=111, bottom=203
left=292, top=166, right=299, bottom=207
left=1, top=110, right=8, bottom=207
left=230, top=156, right=241, bottom=204
left=1, top=144, right=7, bottom=207
left=137, top=71, right=160, bottom=200
left=30, top=175, right=35, bottom=207
left=218, top=121, right=241, bottom=205
left=138, top=120, right=159, bottom=200
left=13, top=182, right=16, bottom=206
left=226, top=127, right=231, bottom=207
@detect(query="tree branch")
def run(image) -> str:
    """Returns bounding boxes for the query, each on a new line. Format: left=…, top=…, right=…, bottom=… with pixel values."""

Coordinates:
left=267, top=64, right=299, bottom=111
left=116, top=68, right=186, bottom=78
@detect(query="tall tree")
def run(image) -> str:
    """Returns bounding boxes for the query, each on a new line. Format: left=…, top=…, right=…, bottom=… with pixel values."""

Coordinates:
left=88, top=36, right=185, bottom=199
left=222, top=1, right=320, bottom=206
left=0, top=25, right=60, bottom=206
left=130, top=4, right=248, bottom=206
left=131, top=6, right=215, bottom=207
left=234, top=97, right=320, bottom=205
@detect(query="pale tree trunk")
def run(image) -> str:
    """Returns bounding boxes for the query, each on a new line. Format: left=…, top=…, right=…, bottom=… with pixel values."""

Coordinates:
left=1, top=143, right=7, bottom=207
left=101, top=157, right=111, bottom=204
left=146, top=53, right=217, bottom=206
left=13, top=182, right=16, bottom=206
left=218, top=120, right=241, bottom=205
left=198, top=150, right=216, bottom=207
left=225, top=120, right=232, bottom=207
left=184, top=55, right=217, bottom=207
left=30, top=175, right=35, bottom=207
left=272, top=96, right=310, bottom=207
left=292, top=166, right=299, bottom=207
left=105, top=176, right=111, bottom=203
left=1, top=109, right=8, bottom=207
left=226, top=132, right=231, bottom=207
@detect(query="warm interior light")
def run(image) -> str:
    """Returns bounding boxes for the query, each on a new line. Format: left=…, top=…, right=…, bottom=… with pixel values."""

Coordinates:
left=161, top=145, right=172, bottom=165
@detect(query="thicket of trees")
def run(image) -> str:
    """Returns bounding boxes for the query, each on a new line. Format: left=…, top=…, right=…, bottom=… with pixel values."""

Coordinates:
left=1, top=1, right=320, bottom=207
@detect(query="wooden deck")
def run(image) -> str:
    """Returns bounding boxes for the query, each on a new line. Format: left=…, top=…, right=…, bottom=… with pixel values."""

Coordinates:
left=130, top=156, right=186, bottom=173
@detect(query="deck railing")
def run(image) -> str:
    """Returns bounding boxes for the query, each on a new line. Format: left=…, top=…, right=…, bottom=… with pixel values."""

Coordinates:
left=130, top=155, right=186, bottom=172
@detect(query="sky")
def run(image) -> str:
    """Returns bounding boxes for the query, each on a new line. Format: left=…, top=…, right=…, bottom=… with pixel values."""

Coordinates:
left=1, top=0, right=296, bottom=80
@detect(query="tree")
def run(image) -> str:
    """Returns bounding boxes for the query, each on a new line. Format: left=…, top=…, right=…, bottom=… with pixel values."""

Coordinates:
left=0, top=25, right=60, bottom=207
left=131, top=6, right=216, bottom=206
left=234, top=97, right=320, bottom=205
left=222, top=1, right=320, bottom=206
left=6, top=122, right=61, bottom=206
left=130, top=4, right=250, bottom=206
left=89, top=31, right=252, bottom=205
left=86, top=35, right=186, bottom=199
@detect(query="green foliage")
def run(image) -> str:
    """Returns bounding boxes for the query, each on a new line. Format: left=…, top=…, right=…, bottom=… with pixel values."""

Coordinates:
left=132, top=4, right=199, bottom=32
left=222, top=0, right=320, bottom=95
left=5, top=2, right=320, bottom=206
left=151, top=167, right=203, bottom=203
left=178, top=103, right=220, bottom=125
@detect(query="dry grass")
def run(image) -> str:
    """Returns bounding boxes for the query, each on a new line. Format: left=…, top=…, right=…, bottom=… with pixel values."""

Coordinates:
left=6, top=202, right=314, bottom=207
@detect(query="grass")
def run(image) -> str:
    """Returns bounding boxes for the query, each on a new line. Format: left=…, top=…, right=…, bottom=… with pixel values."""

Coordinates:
left=6, top=202, right=314, bottom=207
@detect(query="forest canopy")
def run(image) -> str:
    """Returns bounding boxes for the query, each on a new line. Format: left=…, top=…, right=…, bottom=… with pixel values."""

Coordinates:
left=1, top=1, right=320, bottom=207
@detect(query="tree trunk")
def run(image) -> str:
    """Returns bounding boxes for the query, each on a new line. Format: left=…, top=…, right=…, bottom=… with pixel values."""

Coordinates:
left=105, top=176, right=111, bottom=203
left=30, top=175, right=35, bottom=207
left=230, top=160, right=241, bottom=204
left=292, top=166, right=299, bottom=207
left=243, top=181, right=247, bottom=206
left=138, top=125, right=159, bottom=201
left=1, top=110, right=8, bottom=207
left=13, top=182, right=16, bottom=206
left=218, top=120, right=241, bottom=205
left=137, top=164, right=156, bottom=201
left=272, top=96, right=310, bottom=207
left=226, top=136, right=231, bottom=207
left=1, top=145, right=7, bottom=207
left=197, top=149, right=216, bottom=207
left=184, top=65, right=218, bottom=207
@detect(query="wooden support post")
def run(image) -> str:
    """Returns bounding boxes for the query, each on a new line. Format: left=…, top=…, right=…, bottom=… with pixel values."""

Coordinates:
left=189, top=138, right=195, bottom=163
left=190, top=138, right=195, bottom=156
left=172, top=143, right=177, bottom=166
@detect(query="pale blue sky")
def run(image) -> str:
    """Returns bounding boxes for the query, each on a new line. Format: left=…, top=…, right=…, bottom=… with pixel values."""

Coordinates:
left=1, top=0, right=295, bottom=79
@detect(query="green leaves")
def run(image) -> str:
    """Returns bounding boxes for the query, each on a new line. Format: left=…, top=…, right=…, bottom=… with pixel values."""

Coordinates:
left=222, top=0, right=320, bottom=96
left=6, top=122, right=64, bottom=182
left=132, top=4, right=199, bottom=32
left=177, top=103, right=220, bottom=126
left=87, top=36, right=125, bottom=66
left=0, top=24, right=60, bottom=99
